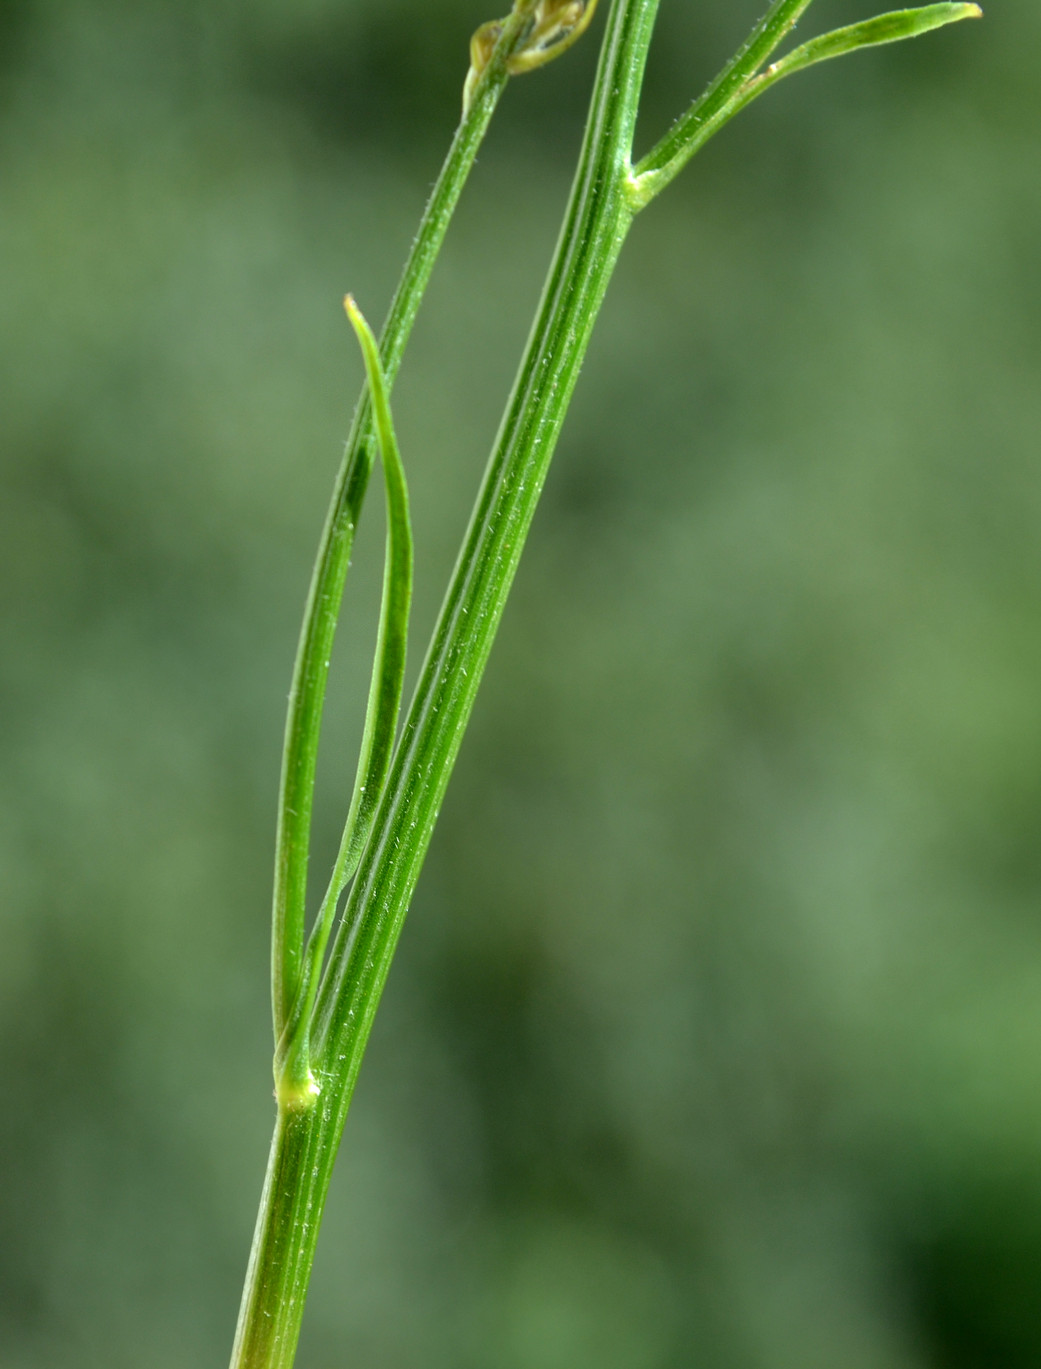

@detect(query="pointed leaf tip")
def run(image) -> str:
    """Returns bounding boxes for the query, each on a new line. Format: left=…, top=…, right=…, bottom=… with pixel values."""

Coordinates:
left=762, top=3, right=985, bottom=88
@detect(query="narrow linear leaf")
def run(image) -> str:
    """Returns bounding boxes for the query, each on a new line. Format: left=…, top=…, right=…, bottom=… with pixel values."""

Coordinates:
left=761, top=3, right=982, bottom=88
left=275, top=296, right=414, bottom=1107
left=337, top=295, right=414, bottom=890
left=629, top=0, right=981, bottom=207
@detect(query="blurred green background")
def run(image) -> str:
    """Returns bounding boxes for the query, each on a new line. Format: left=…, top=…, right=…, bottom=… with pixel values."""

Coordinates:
left=1, top=1, right=1038, bottom=1365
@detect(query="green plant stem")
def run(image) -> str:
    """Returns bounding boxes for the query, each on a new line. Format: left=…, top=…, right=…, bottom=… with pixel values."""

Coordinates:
left=628, top=0, right=982, bottom=207
left=270, top=4, right=541, bottom=1048
left=236, top=0, right=983, bottom=1362
left=231, top=1, right=658, bottom=1364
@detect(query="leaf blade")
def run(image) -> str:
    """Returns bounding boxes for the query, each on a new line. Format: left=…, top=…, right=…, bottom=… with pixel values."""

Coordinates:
left=274, top=296, right=414, bottom=1107
left=764, top=4, right=983, bottom=86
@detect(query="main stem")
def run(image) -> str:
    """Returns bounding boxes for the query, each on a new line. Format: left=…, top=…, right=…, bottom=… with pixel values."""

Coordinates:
left=231, top=1, right=658, bottom=1364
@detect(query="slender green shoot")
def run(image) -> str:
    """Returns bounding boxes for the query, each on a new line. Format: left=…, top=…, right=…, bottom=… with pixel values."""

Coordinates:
left=750, top=4, right=982, bottom=97
left=275, top=298, right=414, bottom=1112
left=233, top=1, right=982, bottom=1362
left=628, top=0, right=981, bottom=210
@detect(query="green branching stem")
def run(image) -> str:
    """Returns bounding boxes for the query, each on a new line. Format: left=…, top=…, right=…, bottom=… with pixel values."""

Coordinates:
left=234, top=0, right=982, bottom=1364
left=628, top=0, right=981, bottom=210
left=629, top=0, right=815, bottom=208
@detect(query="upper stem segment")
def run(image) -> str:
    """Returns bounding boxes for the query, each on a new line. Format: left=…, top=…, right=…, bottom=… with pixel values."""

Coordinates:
left=629, top=0, right=815, bottom=207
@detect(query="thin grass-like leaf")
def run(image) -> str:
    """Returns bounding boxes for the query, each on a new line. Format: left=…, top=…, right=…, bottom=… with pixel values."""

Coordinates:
left=629, top=1, right=980, bottom=210
left=336, top=296, right=414, bottom=892
left=275, top=296, right=413, bottom=1106
left=757, top=4, right=982, bottom=93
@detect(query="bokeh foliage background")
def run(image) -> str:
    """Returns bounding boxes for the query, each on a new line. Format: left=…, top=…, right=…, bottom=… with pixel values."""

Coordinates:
left=2, top=1, right=1039, bottom=1365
